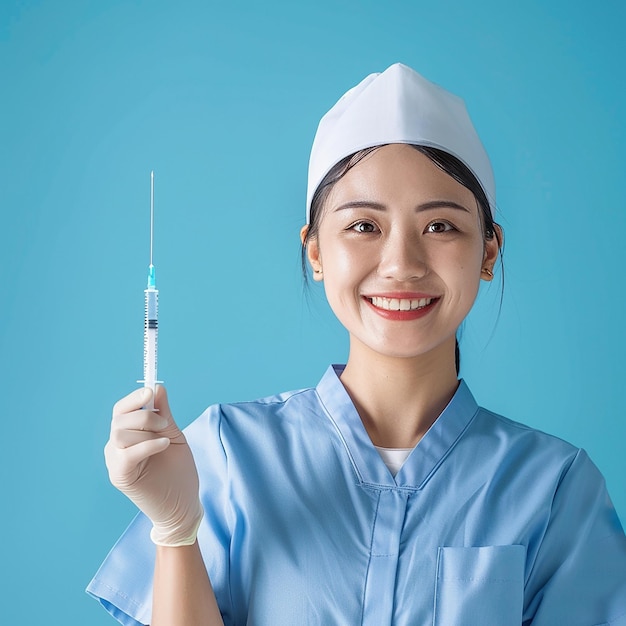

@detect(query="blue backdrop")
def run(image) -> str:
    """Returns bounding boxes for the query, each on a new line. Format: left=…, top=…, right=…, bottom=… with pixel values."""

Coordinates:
left=1, top=1, right=624, bottom=623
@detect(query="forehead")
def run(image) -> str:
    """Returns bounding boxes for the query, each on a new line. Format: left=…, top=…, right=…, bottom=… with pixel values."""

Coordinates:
left=327, top=144, right=477, bottom=210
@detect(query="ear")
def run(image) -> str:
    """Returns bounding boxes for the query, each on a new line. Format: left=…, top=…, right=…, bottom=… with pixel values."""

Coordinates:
left=300, top=225, right=323, bottom=281
left=481, top=224, right=503, bottom=281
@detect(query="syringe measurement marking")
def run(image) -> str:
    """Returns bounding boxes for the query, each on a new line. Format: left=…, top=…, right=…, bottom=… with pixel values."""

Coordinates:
left=139, top=170, right=162, bottom=411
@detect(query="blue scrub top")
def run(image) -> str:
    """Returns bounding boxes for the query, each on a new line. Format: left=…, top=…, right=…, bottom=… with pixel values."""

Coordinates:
left=88, top=365, right=626, bottom=625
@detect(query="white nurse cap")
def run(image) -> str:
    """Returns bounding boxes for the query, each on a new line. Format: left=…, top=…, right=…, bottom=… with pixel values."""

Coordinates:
left=306, top=63, right=495, bottom=222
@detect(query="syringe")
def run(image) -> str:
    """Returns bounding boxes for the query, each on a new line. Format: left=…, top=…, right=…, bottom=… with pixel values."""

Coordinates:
left=138, top=171, right=162, bottom=410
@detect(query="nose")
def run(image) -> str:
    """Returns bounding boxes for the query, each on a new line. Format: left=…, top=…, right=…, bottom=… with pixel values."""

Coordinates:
left=377, top=228, right=428, bottom=281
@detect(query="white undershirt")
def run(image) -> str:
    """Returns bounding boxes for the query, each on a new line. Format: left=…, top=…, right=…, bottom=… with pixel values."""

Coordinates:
left=374, top=446, right=414, bottom=477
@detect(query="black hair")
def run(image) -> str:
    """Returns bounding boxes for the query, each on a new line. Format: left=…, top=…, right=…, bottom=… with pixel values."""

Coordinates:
left=301, top=144, right=504, bottom=374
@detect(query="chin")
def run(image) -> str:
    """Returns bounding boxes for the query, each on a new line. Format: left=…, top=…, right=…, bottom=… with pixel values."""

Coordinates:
left=352, top=330, right=458, bottom=363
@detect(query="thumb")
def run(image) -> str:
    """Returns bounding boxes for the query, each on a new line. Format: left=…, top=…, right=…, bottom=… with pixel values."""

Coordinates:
left=154, top=384, right=172, bottom=418
left=154, top=385, right=186, bottom=444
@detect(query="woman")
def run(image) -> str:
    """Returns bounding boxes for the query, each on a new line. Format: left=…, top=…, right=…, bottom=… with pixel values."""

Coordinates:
left=89, top=64, right=626, bottom=625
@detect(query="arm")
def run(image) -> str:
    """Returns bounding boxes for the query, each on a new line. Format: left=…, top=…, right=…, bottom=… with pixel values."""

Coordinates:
left=153, top=542, right=224, bottom=626
left=524, top=449, right=626, bottom=624
left=105, top=386, right=225, bottom=625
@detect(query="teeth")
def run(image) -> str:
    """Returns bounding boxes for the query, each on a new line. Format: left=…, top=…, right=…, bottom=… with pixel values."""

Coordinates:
left=370, top=296, right=433, bottom=311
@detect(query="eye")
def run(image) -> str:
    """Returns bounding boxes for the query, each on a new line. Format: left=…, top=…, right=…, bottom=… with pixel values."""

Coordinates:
left=425, top=220, right=455, bottom=234
left=348, top=220, right=378, bottom=234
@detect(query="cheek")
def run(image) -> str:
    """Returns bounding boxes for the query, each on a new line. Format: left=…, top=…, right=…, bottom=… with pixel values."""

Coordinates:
left=443, top=244, right=484, bottom=302
left=321, top=238, right=372, bottom=280
left=463, top=236, right=487, bottom=270
left=319, top=244, right=373, bottom=316
left=322, top=252, right=357, bottom=302
left=442, top=238, right=481, bottom=269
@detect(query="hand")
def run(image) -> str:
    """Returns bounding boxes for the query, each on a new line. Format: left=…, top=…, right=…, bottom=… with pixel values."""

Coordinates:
left=105, top=386, right=204, bottom=546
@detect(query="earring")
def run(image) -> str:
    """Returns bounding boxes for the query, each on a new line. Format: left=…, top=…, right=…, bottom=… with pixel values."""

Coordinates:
left=482, top=267, right=493, bottom=278
left=314, top=267, right=323, bottom=274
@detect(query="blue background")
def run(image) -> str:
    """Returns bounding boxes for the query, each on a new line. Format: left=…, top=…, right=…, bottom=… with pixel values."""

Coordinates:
left=1, top=0, right=624, bottom=622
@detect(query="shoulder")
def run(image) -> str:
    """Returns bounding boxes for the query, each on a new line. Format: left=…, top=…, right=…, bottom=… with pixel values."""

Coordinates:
left=210, top=384, right=323, bottom=423
left=449, top=381, right=581, bottom=472
left=471, top=403, right=581, bottom=462
left=183, top=384, right=329, bottom=448
left=452, top=399, right=595, bottom=502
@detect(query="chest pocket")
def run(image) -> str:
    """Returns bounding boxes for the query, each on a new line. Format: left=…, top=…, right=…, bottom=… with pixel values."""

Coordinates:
left=433, top=545, right=525, bottom=626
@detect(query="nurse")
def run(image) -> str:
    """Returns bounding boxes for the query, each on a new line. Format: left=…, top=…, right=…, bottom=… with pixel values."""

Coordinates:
left=89, top=64, right=626, bottom=625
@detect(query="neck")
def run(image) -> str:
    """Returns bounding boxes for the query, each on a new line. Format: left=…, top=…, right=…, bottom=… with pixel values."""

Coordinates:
left=340, top=337, right=459, bottom=448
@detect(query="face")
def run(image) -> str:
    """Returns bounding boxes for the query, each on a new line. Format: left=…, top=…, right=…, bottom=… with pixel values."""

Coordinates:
left=303, top=144, right=499, bottom=361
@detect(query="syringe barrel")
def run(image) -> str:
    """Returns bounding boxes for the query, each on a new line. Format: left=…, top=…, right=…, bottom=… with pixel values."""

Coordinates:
left=143, top=287, right=158, bottom=405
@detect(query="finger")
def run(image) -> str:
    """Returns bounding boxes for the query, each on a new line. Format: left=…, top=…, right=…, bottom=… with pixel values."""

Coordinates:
left=153, top=385, right=171, bottom=417
left=110, top=405, right=185, bottom=448
left=111, top=408, right=169, bottom=435
left=111, top=427, right=170, bottom=450
left=113, top=388, right=153, bottom=417
left=105, top=437, right=171, bottom=477
left=121, top=436, right=171, bottom=468
left=153, top=386, right=187, bottom=444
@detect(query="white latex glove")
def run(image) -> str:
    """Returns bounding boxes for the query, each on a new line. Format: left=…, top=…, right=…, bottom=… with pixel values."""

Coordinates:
left=105, top=386, right=204, bottom=546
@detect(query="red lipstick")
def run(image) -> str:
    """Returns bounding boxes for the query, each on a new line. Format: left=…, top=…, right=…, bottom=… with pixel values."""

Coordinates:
left=363, top=294, right=439, bottom=321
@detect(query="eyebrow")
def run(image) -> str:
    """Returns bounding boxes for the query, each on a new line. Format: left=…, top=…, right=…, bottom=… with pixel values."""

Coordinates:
left=333, top=199, right=471, bottom=213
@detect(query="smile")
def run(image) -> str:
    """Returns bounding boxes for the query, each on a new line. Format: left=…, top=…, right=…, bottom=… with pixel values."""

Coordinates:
left=368, top=296, right=434, bottom=311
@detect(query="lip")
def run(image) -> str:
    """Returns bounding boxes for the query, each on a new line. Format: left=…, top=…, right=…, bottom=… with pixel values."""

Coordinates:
left=362, top=293, right=439, bottom=321
left=365, top=292, right=436, bottom=300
